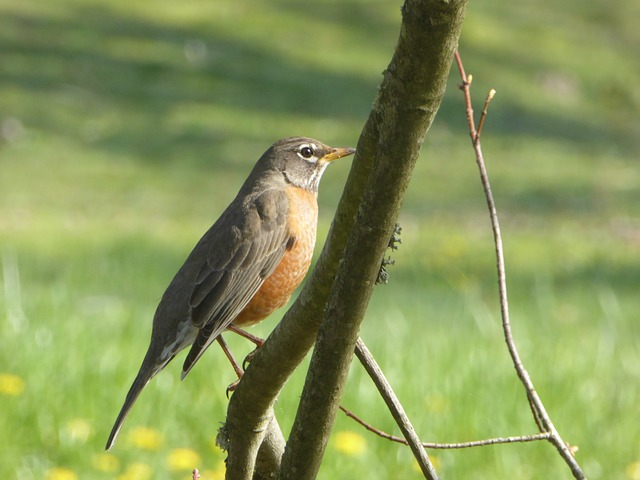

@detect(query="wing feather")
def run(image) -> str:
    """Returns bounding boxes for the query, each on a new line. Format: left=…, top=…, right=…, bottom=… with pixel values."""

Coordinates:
left=181, top=188, right=290, bottom=376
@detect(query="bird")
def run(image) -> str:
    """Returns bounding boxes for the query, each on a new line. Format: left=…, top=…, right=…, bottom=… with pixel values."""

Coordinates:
left=105, top=136, right=355, bottom=450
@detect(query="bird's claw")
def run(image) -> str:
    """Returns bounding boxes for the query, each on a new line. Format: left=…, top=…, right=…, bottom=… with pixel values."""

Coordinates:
left=242, top=347, right=260, bottom=370
left=226, top=378, right=241, bottom=398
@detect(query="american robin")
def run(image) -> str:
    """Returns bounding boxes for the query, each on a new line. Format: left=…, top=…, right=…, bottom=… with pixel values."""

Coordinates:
left=105, top=137, right=355, bottom=450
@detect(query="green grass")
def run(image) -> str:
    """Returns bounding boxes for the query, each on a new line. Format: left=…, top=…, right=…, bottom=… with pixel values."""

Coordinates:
left=1, top=0, right=639, bottom=478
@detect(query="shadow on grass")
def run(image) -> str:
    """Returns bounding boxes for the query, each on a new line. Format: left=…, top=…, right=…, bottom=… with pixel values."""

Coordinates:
left=2, top=2, right=638, bottom=171
left=0, top=4, right=379, bottom=167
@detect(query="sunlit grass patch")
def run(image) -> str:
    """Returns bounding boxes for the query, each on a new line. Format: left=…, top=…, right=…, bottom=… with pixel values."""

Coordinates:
left=62, top=418, right=93, bottom=444
left=0, top=0, right=637, bottom=478
left=627, top=461, right=640, bottom=480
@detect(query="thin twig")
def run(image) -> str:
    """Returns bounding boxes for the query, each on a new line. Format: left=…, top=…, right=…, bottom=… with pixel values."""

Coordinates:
left=340, top=406, right=551, bottom=449
left=453, top=49, right=586, bottom=480
left=354, top=338, right=439, bottom=480
left=476, top=89, right=496, bottom=141
left=456, top=60, right=477, bottom=142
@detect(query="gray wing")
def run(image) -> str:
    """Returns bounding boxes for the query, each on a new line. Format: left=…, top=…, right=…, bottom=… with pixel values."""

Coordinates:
left=181, top=189, right=291, bottom=376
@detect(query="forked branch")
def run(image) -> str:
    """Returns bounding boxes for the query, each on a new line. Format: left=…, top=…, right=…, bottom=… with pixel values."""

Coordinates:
left=344, top=50, right=588, bottom=480
left=453, top=49, right=586, bottom=480
left=340, top=406, right=551, bottom=449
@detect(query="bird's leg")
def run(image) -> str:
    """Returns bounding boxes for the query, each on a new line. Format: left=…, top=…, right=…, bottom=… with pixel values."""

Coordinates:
left=217, top=335, right=244, bottom=378
left=216, top=335, right=244, bottom=396
left=226, top=324, right=265, bottom=370
left=227, top=324, right=265, bottom=346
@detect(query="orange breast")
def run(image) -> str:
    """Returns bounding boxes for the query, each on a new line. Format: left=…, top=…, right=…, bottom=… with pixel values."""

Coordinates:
left=233, top=187, right=318, bottom=327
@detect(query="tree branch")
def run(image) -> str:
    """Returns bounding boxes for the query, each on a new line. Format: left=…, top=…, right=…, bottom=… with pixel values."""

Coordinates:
left=279, top=2, right=467, bottom=479
left=253, top=416, right=286, bottom=480
left=222, top=50, right=382, bottom=480
left=354, top=338, right=437, bottom=478
left=222, top=1, right=467, bottom=478
left=454, top=50, right=586, bottom=480
left=338, top=408, right=552, bottom=450
left=222, top=117, right=377, bottom=479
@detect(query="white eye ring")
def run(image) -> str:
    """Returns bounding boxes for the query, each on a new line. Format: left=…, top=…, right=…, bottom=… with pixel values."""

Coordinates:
left=297, top=144, right=317, bottom=161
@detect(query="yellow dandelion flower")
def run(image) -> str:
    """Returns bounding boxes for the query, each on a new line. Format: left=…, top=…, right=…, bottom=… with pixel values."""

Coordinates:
left=63, top=418, right=93, bottom=443
left=200, top=460, right=227, bottom=480
left=92, top=452, right=119, bottom=472
left=425, top=393, right=449, bottom=414
left=627, top=461, right=640, bottom=480
left=0, top=373, right=25, bottom=396
left=443, top=235, right=468, bottom=259
left=128, top=426, right=164, bottom=450
left=198, top=465, right=226, bottom=480
left=167, top=447, right=202, bottom=471
left=413, top=455, right=440, bottom=472
left=116, top=462, right=153, bottom=480
left=333, top=430, right=367, bottom=456
left=44, top=467, right=78, bottom=480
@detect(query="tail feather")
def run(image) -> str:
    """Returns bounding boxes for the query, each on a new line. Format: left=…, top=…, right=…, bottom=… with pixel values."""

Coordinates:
left=181, top=332, right=209, bottom=380
left=181, top=326, right=222, bottom=380
left=105, top=371, right=150, bottom=451
left=105, top=355, right=172, bottom=451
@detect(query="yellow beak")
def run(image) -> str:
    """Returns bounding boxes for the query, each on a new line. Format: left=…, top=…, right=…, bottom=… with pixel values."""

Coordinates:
left=321, top=147, right=356, bottom=162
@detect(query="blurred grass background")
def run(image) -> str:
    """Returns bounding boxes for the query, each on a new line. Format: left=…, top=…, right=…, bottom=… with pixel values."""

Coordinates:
left=1, top=0, right=639, bottom=478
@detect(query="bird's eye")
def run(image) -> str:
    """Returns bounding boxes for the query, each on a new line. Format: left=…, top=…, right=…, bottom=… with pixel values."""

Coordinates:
left=299, top=146, right=314, bottom=159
